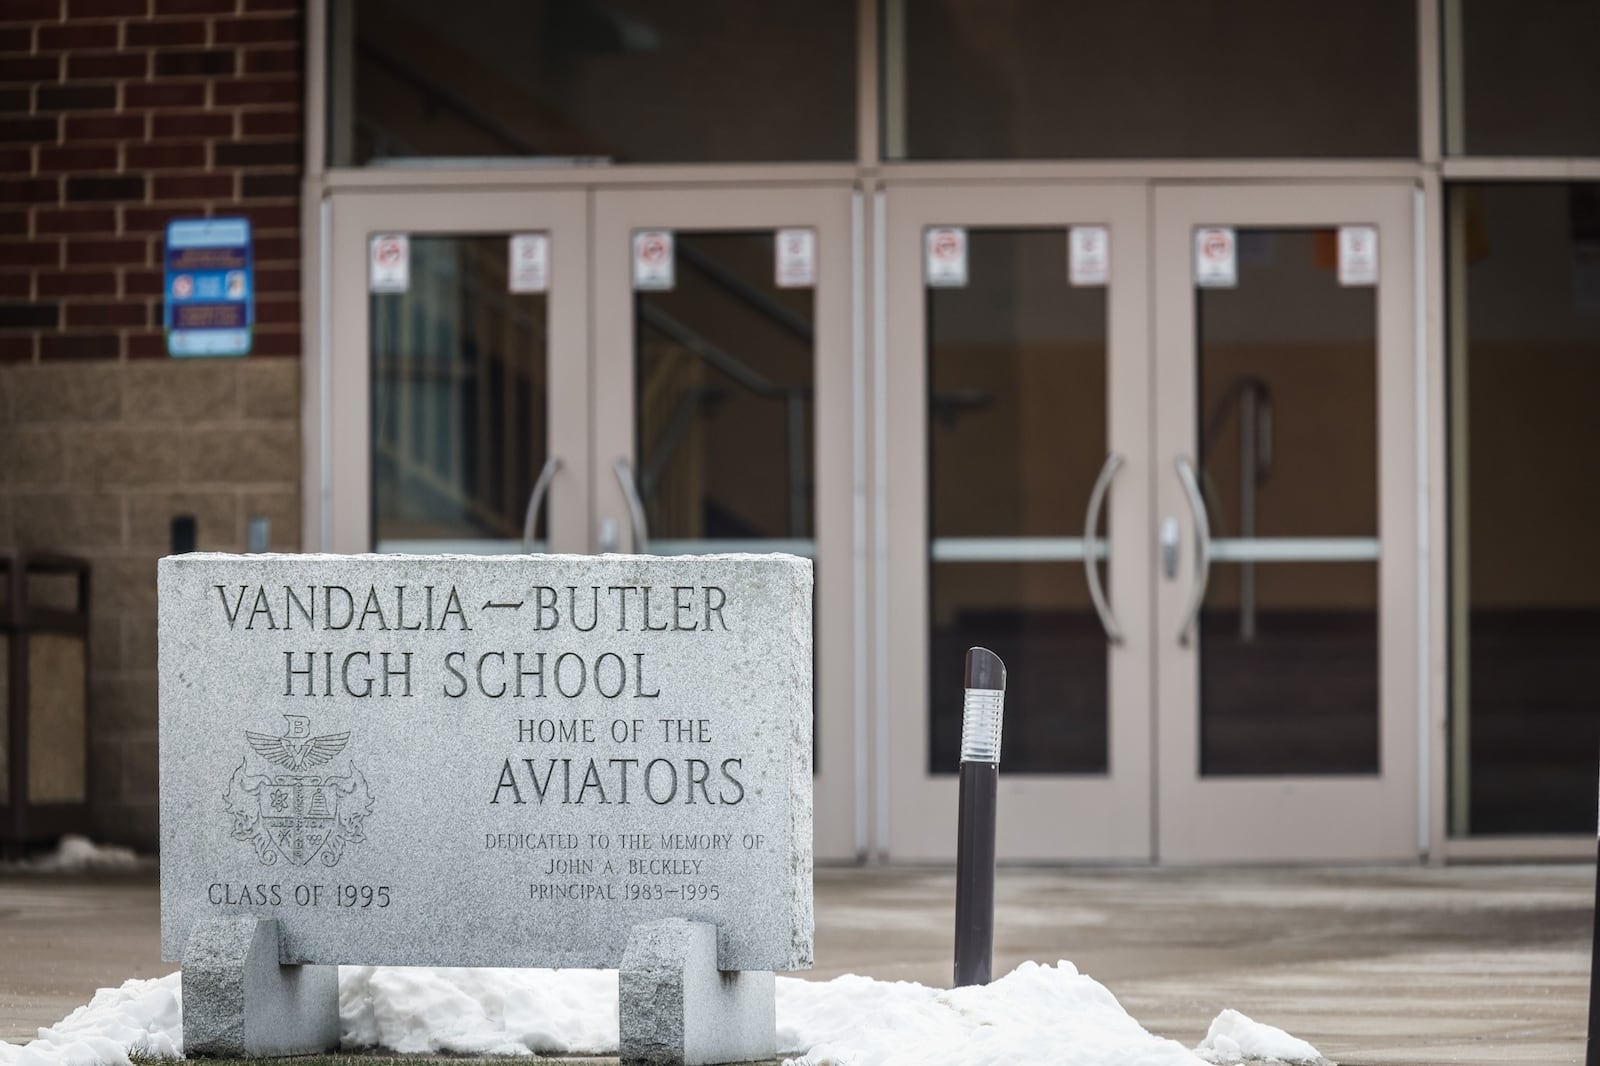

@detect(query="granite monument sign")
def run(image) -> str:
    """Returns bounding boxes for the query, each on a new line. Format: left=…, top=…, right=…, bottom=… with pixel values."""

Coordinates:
left=158, top=552, right=813, bottom=1064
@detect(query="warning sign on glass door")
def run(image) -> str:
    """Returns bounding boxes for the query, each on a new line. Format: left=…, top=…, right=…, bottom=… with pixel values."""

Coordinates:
left=925, top=226, right=967, bottom=288
left=632, top=229, right=675, bottom=291
left=369, top=233, right=409, bottom=294
left=1069, top=225, right=1110, bottom=287
left=509, top=233, right=550, bottom=294
left=1337, top=225, right=1379, bottom=286
left=775, top=228, right=817, bottom=288
left=1194, top=227, right=1236, bottom=288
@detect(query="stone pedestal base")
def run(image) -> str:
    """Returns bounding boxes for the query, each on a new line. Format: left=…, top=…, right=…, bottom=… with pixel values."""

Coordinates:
left=620, top=919, right=777, bottom=1065
left=181, top=917, right=340, bottom=1058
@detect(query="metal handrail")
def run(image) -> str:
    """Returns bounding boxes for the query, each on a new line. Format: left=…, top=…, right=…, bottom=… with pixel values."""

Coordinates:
left=637, top=304, right=803, bottom=402
left=676, top=242, right=814, bottom=345
left=1200, top=376, right=1274, bottom=641
left=637, top=304, right=811, bottom=537
left=355, top=40, right=605, bottom=159
left=639, top=384, right=725, bottom=502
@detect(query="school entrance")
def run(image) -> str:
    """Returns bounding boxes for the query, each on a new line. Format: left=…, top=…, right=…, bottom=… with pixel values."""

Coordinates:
left=316, top=176, right=1421, bottom=864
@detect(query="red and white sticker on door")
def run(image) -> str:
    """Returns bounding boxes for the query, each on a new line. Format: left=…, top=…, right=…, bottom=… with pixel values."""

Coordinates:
left=775, top=227, right=817, bottom=288
left=369, top=233, right=409, bottom=294
left=925, top=226, right=968, bottom=288
left=1069, top=225, right=1110, bottom=287
left=632, top=229, right=675, bottom=291
left=1194, top=227, right=1237, bottom=288
left=1337, top=225, right=1379, bottom=287
left=509, top=233, right=550, bottom=294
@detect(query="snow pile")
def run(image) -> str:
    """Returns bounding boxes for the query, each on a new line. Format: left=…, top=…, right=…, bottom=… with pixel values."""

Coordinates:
left=3, top=836, right=143, bottom=874
left=1195, top=1009, right=1328, bottom=1065
left=778, top=960, right=1202, bottom=1065
left=0, top=964, right=1330, bottom=1066
left=0, top=976, right=180, bottom=1066
left=339, top=966, right=617, bottom=1055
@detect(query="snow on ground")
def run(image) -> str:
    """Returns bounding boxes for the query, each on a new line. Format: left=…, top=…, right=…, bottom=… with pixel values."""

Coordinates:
left=0, top=836, right=144, bottom=874
left=339, top=966, right=618, bottom=1055
left=1195, top=1009, right=1328, bottom=1065
left=778, top=961, right=1203, bottom=1065
left=0, top=963, right=1330, bottom=1066
left=0, top=976, right=179, bottom=1066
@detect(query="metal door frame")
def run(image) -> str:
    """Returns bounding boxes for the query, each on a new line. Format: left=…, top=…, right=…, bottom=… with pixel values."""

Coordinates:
left=323, top=188, right=592, bottom=555
left=591, top=185, right=861, bottom=862
left=1151, top=182, right=1421, bottom=863
left=881, top=183, right=1153, bottom=862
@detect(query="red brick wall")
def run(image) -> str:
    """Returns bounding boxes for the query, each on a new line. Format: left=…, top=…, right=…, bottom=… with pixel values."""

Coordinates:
left=0, top=0, right=306, bottom=851
left=0, top=0, right=304, bottom=363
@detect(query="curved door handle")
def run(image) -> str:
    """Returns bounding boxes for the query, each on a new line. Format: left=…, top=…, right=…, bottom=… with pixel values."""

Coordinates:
left=613, top=457, right=650, bottom=554
left=1174, top=455, right=1212, bottom=647
left=1082, top=452, right=1124, bottom=645
left=520, top=456, right=561, bottom=553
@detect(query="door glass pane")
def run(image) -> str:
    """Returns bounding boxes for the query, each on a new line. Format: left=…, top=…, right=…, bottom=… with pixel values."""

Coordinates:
left=1449, top=184, right=1600, bottom=835
left=632, top=232, right=814, bottom=550
left=371, top=235, right=548, bottom=550
left=1195, top=228, right=1379, bottom=776
left=1452, top=1, right=1600, bottom=156
left=927, top=229, right=1109, bottom=775
left=335, top=0, right=856, bottom=165
left=632, top=230, right=817, bottom=763
left=889, top=1, right=1416, bottom=160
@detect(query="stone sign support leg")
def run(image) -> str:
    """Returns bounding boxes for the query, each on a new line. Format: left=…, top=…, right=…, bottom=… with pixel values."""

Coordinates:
left=620, top=919, right=777, bottom=1065
left=181, top=917, right=340, bottom=1058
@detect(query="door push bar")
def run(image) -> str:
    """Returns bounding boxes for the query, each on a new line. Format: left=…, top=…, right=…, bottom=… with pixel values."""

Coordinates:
left=520, top=456, right=561, bottom=553
left=613, top=457, right=650, bottom=555
left=1173, top=455, right=1213, bottom=647
left=1082, top=452, right=1124, bottom=645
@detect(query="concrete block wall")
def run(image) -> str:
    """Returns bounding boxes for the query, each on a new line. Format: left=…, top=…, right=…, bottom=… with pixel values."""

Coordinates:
left=0, top=0, right=306, bottom=850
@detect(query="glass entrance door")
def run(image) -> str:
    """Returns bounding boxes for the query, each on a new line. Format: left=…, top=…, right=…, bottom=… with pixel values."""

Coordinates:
left=882, top=183, right=1419, bottom=863
left=325, top=181, right=1422, bottom=865
left=326, top=190, right=590, bottom=555
left=592, top=187, right=859, bottom=861
left=1152, top=184, right=1420, bottom=862
left=883, top=185, right=1153, bottom=862
left=328, top=186, right=857, bottom=860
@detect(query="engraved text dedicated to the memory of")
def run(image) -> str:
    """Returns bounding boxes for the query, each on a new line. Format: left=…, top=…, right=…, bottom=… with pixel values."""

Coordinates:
left=158, top=553, right=813, bottom=972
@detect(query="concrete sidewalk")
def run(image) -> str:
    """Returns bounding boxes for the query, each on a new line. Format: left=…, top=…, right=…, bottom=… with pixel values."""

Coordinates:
left=1, top=864, right=1591, bottom=1064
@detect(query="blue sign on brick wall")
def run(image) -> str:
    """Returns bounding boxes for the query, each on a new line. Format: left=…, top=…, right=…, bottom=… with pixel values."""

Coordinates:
left=164, top=217, right=253, bottom=358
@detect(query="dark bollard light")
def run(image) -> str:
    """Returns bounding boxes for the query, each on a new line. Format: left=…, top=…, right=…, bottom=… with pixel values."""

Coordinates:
left=953, top=646, right=1006, bottom=989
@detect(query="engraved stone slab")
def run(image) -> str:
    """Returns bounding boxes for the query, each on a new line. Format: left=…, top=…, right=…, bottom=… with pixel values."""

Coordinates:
left=159, top=553, right=813, bottom=972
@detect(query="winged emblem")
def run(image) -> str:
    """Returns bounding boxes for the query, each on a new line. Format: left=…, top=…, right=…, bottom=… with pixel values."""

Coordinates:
left=224, top=714, right=373, bottom=868
left=245, top=713, right=350, bottom=771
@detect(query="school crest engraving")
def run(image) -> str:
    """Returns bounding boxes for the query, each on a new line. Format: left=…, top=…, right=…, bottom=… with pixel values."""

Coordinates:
left=223, top=714, right=374, bottom=868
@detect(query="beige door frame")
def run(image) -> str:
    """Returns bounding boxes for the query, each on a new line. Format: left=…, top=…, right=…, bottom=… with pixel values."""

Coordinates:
left=882, top=183, right=1153, bottom=862
left=1152, top=182, right=1421, bottom=863
left=324, top=188, right=592, bottom=555
left=591, top=185, right=860, bottom=862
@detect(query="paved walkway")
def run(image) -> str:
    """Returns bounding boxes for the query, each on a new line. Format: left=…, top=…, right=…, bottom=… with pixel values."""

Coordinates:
left=1, top=864, right=1591, bottom=1064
